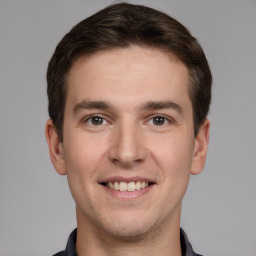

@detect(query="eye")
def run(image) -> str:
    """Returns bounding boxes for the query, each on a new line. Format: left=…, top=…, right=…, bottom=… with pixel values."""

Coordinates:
left=148, top=116, right=169, bottom=126
left=84, top=115, right=108, bottom=126
left=152, top=116, right=166, bottom=125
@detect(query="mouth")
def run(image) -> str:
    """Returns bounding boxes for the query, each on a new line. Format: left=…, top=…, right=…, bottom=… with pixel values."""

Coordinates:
left=101, top=181, right=155, bottom=192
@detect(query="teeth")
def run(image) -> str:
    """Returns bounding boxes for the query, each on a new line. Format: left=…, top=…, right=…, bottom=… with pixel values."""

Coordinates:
left=106, top=181, right=150, bottom=192
left=120, top=182, right=127, bottom=191
left=135, top=181, right=141, bottom=190
left=109, top=182, right=114, bottom=189
left=114, top=181, right=119, bottom=190
left=127, top=182, right=135, bottom=192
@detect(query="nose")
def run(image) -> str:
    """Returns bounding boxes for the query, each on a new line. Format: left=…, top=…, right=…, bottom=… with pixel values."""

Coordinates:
left=108, top=120, right=147, bottom=168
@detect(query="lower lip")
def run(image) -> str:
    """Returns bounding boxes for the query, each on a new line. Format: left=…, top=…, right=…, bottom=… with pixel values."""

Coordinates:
left=101, top=184, right=155, bottom=200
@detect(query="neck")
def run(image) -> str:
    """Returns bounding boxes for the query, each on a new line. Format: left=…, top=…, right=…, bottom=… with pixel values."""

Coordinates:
left=75, top=206, right=182, bottom=256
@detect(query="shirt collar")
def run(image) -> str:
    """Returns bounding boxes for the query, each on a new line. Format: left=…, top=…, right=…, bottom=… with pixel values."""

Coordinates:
left=180, top=228, right=203, bottom=256
left=60, top=228, right=202, bottom=256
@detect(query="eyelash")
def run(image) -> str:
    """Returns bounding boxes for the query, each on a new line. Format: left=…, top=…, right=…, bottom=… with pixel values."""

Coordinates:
left=82, top=114, right=109, bottom=126
left=81, top=114, right=175, bottom=127
left=147, top=115, right=174, bottom=126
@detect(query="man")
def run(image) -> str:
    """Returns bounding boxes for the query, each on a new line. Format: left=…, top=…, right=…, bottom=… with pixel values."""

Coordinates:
left=45, top=2, right=211, bottom=256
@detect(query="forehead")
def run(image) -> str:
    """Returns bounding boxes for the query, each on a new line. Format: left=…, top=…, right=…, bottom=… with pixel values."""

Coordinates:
left=66, top=46, right=191, bottom=111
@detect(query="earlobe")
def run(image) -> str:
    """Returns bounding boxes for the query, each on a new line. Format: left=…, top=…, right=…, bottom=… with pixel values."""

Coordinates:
left=45, top=119, right=67, bottom=175
left=191, top=119, right=210, bottom=175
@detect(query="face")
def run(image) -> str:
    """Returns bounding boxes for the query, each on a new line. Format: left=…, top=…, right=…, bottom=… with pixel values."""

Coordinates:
left=46, top=46, right=209, bottom=239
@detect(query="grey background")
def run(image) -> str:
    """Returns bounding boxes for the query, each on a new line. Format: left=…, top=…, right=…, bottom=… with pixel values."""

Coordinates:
left=0, top=0, right=255, bottom=255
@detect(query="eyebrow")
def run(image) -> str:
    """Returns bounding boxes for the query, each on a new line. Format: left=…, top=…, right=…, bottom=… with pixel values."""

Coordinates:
left=143, top=101, right=183, bottom=114
left=72, top=100, right=183, bottom=115
left=73, top=100, right=112, bottom=114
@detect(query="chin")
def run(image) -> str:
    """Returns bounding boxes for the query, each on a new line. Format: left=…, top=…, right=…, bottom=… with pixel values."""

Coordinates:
left=100, top=212, right=160, bottom=240
left=107, top=224, right=152, bottom=240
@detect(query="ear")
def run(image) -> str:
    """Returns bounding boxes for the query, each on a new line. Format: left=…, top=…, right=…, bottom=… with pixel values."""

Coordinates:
left=191, top=119, right=210, bottom=175
left=45, top=119, right=67, bottom=175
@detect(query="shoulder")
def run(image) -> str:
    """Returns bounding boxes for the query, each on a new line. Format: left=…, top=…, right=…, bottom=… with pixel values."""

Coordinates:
left=180, top=228, right=204, bottom=256
left=51, top=229, right=77, bottom=256
left=52, top=252, right=65, bottom=256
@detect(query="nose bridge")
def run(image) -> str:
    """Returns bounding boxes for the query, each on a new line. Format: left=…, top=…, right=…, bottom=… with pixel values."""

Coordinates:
left=109, top=116, right=146, bottom=166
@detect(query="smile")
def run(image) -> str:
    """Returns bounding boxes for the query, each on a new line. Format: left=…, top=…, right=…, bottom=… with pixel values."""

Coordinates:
left=105, top=181, right=151, bottom=192
left=106, top=181, right=149, bottom=192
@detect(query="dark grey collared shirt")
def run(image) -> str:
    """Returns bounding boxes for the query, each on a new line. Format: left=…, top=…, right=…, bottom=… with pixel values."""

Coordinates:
left=53, top=228, right=203, bottom=256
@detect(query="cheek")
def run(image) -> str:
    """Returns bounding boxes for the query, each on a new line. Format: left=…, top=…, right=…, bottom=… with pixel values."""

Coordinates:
left=63, top=131, right=107, bottom=170
left=151, top=133, right=194, bottom=173
left=62, top=134, right=107, bottom=193
left=63, top=140, right=102, bottom=211
left=151, top=134, right=193, bottom=196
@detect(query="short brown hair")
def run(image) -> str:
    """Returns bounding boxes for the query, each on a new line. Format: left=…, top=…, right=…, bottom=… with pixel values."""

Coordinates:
left=47, top=2, right=212, bottom=141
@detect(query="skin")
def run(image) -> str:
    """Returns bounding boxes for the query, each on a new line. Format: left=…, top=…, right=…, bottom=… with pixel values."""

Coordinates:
left=46, top=46, right=209, bottom=256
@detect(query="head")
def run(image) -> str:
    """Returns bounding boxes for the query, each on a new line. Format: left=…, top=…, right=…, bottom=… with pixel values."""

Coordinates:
left=47, top=2, right=211, bottom=142
left=45, top=2, right=211, bottom=244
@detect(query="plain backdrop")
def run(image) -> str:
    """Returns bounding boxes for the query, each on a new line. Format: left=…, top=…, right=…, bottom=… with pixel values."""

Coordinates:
left=0, top=0, right=255, bottom=255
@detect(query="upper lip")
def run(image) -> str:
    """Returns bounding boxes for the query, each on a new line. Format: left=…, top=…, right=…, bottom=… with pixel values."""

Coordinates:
left=98, top=176, right=156, bottom=184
